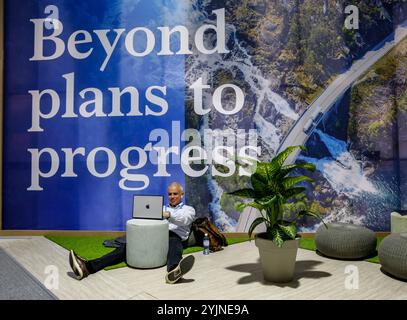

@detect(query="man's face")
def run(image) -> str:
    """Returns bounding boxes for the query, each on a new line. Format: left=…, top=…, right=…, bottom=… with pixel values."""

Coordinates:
left=168, top=185, right=183, bottom=207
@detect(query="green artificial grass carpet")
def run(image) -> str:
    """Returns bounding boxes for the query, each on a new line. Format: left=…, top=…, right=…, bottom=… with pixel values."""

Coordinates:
left=46, top=235, right=251, bottom=270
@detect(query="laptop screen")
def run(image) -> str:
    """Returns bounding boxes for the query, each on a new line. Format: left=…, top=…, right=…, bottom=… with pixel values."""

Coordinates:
left=132, top=195, right=164, bottom=220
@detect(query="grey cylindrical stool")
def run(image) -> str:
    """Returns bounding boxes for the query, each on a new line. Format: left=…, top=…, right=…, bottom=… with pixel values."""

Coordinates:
left=391, top=212, right=407, bottom=233
left=126, top=219, right=169, bottom=268
left=378, top=233, right=407, bottom=281
left=315, top=222, right=376, bottom=259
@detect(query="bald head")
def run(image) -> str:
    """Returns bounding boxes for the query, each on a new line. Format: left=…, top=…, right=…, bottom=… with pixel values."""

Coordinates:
left=168, top=182, right=183, bottom=193
left=167, top=182, right=184, bottom=207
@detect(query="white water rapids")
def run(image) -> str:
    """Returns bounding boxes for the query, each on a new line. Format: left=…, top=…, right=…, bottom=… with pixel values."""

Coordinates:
left=300, top=129, right=378, bottom=198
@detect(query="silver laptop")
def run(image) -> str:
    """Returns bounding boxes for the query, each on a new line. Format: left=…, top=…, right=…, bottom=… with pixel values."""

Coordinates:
left=132, top=195, right=163, bottom=220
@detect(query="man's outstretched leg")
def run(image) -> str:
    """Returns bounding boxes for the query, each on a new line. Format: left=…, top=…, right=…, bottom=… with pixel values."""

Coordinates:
left=69, top=245, right=126, bottom=280
left=165, top=231, right=195, bottom=284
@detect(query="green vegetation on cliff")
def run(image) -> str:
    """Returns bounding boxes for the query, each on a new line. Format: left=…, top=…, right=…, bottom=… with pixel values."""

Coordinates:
left=348, top=36, right=407, bottom=156
left=221, top=0, right=404, bottom=107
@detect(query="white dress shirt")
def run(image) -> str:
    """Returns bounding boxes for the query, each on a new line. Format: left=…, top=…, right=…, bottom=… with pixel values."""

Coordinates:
left=163, top=202, right=196, bottom=241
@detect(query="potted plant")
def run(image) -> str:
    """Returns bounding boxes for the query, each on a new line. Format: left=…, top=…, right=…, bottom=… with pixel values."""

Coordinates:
left=229, top=145, right=326, bottom=283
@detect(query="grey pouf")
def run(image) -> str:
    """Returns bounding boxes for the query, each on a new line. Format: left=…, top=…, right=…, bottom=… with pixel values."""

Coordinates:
left=126, top=219, right=169, bottom=268
left=315, top=222, right=376, bottom=259
left=378, top=233, right=407, bottom=281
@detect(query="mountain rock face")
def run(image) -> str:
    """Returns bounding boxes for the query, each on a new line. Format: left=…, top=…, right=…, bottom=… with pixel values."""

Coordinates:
left=346, top=36, right=407, bottom=228
left=224, top=0, right=406, bottom=105
left=349, top=37, right=407, bottom=159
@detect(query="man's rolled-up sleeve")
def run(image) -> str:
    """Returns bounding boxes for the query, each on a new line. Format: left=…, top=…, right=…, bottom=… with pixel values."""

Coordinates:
left=169, top=206, right=196, bottom=227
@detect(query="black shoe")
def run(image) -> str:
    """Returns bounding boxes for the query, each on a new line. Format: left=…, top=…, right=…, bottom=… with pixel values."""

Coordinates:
left=165, top=255, right=195, bottom=284
left=69, top=250, right=90, bottom=280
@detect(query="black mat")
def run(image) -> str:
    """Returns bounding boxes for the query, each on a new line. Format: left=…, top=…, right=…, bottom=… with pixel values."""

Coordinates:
left=0, top=249, right=57, bottom=300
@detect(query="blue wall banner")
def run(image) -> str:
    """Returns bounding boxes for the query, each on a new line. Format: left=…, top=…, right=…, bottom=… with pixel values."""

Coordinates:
left=4, top=0, right=407, bottom=232
left=4, top=0, right=188, bottom=230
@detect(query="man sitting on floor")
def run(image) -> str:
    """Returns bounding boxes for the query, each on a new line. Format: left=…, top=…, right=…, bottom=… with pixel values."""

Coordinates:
left=69, top=182, right=196, bottom=284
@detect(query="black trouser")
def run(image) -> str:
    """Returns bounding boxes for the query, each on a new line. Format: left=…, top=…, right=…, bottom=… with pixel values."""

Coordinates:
left=86, top=231, right=186, bottom=273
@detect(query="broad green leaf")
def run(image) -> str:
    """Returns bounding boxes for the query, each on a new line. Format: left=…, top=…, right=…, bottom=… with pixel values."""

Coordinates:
left=298, top=210, right=320, bottom=219
left=255, top=162, right=278, bottom=179
left=270, top=228, right=285, bottom=247
left=251, top=173, right=268, bottom=197
left=282, top=176, right=313, bottom=189
left=228, top=188, right=256, bottom=198
left=294, top=162, right=315, bottom=171
left=278, top=223, right=297, bottom=240
left=252, top=169, right=269, bottom=181
left=282, top=187, right=306, bottom=198
left=248, top=217, right=267, bottom=238
left=266, top=179, right=281, bottom=194
left=246, top=202, right=264, bottom=212
left=277, top=162, right=316, bottom=179
left=265, top=162, right=281, bottom=175
left=235, top=202, right=247, bottom=212
left=256, top=195, right=277, bottom=207
left=300, top=163, right=316, bottom=172
left=254, top=162, right=268, bottom=180
left=271, top=145, right=305, bottom=168
left=298, top=210, right=328, bottom=228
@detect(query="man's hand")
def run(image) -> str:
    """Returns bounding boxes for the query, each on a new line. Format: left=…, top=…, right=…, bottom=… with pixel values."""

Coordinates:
left=163, top=211, right=171, bottom=219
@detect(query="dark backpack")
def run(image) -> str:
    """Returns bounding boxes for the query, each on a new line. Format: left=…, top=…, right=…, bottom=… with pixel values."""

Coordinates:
left=189, top=217, right=228, bottom=252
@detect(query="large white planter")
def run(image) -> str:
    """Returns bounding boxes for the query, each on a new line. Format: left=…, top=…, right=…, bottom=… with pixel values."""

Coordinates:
left=255, top=233, right=300, bottom=283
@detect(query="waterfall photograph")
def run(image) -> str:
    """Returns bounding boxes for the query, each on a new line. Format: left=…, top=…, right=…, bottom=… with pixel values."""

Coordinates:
left=184, top=0, right=407, bottom=232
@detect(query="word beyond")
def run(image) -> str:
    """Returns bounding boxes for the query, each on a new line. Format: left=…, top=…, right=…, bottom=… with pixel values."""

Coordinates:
left=30, top=9, right=229, bottom=71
